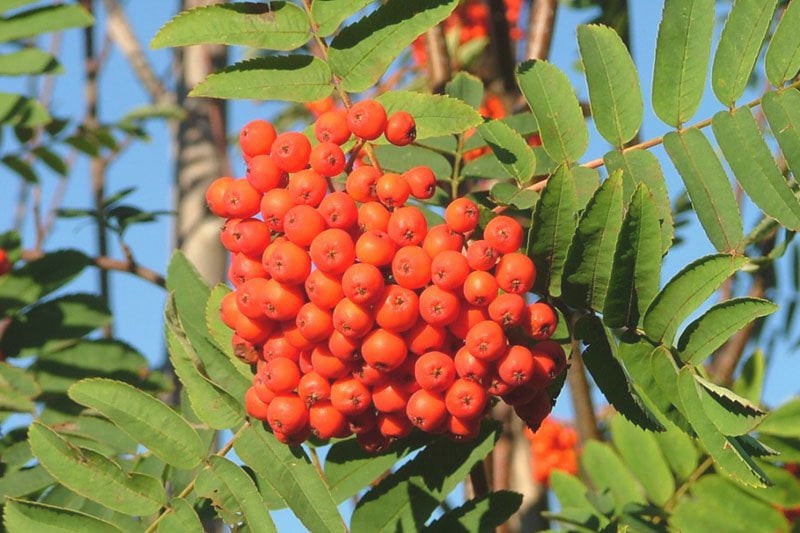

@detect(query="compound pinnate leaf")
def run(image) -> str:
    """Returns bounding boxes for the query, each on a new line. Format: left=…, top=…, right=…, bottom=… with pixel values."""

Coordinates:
left=677, top=298, right=777, bottom=365
left=190, top=56, right=333, bottom=103
left=67, top=378, right=205, bottom=470
left=562, top=171, right=625, bottom=311
left=328, top=0, right=459, bottom=93
left=376, top=91, right=482, bottom=140
left=3, top=498, right=121, bottom=533
left=151, top=2, right=310, bottom=50
left=234, top=424, right=346, bottom=533
left=477, top=120, right=536, bottom=185
left=712, top=0, right=778, bottom=105
left=577, top=24, right=643, bottom=146
left=652, top=0, right=714, bottom=126
left=425, top=491, right=522, bottom=532
left=195, top=456, right=277, bottom=533
left=643, top=253, right=748, bottom=345
left=663, top=129, right=744, bottom=253
left=517, top=60, right=588, bottom=163
left=603, top=184, right=662, bottom=329
left=0, top=4, right=93, bottom=44
left=29, top=423, right=167, bottom=516
left=713, top=107, right=800, bottom=230
left=762, top=89, right=800, bottom=181
left=157, top=498, right=203, bottom=533
left=765, top=0, right=800, bottom=86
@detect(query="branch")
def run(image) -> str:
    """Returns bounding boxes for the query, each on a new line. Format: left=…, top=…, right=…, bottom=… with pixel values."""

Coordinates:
left=567, top=342, right=600, bottom=443
left=525, top=0, right=558, bottom=61
left=424, top=24, right=452, bottom=93
left=487, top=0, right=518, bottom=93
left=20, top=249, right=166, bottom=288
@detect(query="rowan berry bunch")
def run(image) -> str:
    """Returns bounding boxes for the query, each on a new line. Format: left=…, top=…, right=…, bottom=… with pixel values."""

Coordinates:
left=525, top=416, right=579, bottom=485
left=206, top=98, right=565, bottom=453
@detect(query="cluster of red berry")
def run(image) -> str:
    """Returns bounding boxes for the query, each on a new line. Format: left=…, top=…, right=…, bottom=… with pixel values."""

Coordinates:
left=525, top=416, right=579, bottom=485
left=207, top=99, right=565, bottom=452
left=0, top=250, right=11, bottom=276
left=411, top=0, right=524, bottom=67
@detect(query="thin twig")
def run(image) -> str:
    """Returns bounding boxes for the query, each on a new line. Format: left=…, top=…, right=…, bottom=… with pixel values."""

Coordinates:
left=21, top=249, right=166, bottom=287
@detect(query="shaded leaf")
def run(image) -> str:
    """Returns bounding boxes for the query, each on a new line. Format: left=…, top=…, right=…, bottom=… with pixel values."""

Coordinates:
left=32, top=146, right=68, bottom=176
left=758, top=397, right=800, bottom=438
left=477, top=120, right=536, bottom=185
left=444, top=71, right=484, bottom=110
left=3, top=499, right=121, bottom=533
left=643, top=254, right=748, bottom=345
left=377, top=91, right=482, bottom=140
left=372, top=143, right=452, bottom=180
left=0, top=250, right=90, bottom=311
left=0, top=92, right=49, bottom=127
left=733, top=350, right=765, bottom=404
left=0, top=465, right=55, bottom=499
left=425, top=491, right=522, bottom=532
left=653, top=424, right=699, bottom=481
left=652, top=0, right=714, bottom=126
left=762, top=89, right=800, bottom=181
left=581, top=441, right=645, bottom=509
left=2, top=154, right=37, bottom=183
left=311, top=0, right=373, bottom=37
left=694, top=375, right=766, bottom=435
left=328, top=0, right=459, bottom=92
left=490, top=182, right=538, bottom=210
left=765, top=0, right=800, bottom=86
left=205, top=284, right=234, bottom=355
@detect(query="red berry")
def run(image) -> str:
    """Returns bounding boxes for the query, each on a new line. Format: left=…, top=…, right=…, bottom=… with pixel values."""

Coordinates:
left=240, top=119, right=277, bottom=157
left=385, top=111, right=417, bottom=146
left=270, top=132, right=312, bottom=172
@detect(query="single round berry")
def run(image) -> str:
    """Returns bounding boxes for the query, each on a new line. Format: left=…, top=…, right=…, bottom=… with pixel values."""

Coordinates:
left=347, top=99, right=387, bottom=140
left=385, top=111, right=417, bottom=146
left=270, top=131, right=312, bottom=172
left=240, top=119, right=277, bottom=157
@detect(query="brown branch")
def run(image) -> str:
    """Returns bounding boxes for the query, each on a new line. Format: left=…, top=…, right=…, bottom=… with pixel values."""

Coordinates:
left=525, top=0, right=558, bottom=61
left=21, top=249, right=166, bottom=288
left=487, top=0, right=518, bottom=93
left=568, top=336, right=600, bottom=443
left=424, top=24, right=452, bottom=93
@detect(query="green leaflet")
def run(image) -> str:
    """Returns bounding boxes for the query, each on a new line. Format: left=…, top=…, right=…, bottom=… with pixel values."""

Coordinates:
left=328, top=0, right=459, bottom=92
left=195, top=456, right=277, bottom=533
left=0, top=249, right=90, bottom=310
left=528, top=165, right=578, bottom=297
left=603, top=184, right=662, bottom=329
left=28, top=423, right=167, bottom=516
left=653, top=423, right=699, bottom=481
left=758, top=397, right=800, bottom=438
left=234, top=424, right=346, bottom=533
left=376, top=91, right=482, bottom=140
left=205, top=284, right=234, bottom=356
left=577, top=24, right=643, bottom=146
left=762, top=89, right=800, bottom=181
left=712, top=0, right=778, bottom=105
left=765, top=0, right=800, bottom=86
left=0, top=465, right=55, bottom=499
left=562, top=171, right=625, bottom=311
left=0, top=361, right=39, bottom=412
left=609, top=414, right=675, bottom=506
left=311, top=0, right=373, bottom=37
left=713, top=107, right=800, bottom=230
left=371, top=144, right=452, bottom=180
left=677, top=298, right=777, bottom=364
left=652, top=0, right=714, bottom=126
left=580, top=441, right=645, bottom=510
left=157, top=498, right=203, bottom=533
left=676, top=368, right=770, bottom=487
left=0, top=4, right=93, bottom=44
left=517, top=60, right=588, bottom=163
left=603, top=150, right=673, bottom=253
left=445, top=71, right=484, bottom=110
left=733, top=350, right=766, bottom=404
left=0, top=92, right=50, bottom=127
left=190, top=56, right=333, bottom=102
left=694, top=375, right=766, bottom=435
left=663, top=129, right=744, bottom=253
left=643, top=254, right=748, bottom=345
left=0, top=48, right=61, bottom=76
left=490, top=182, right=539, bottom=210
left=67, top=378, right=206, bottom=470
left=3, top=499, right=121, bottom=533
left=151, top=2, right=310, bottom=50
left=425, top=491, right=522, bottom=532
left=477, top=120, right=536, bottom=185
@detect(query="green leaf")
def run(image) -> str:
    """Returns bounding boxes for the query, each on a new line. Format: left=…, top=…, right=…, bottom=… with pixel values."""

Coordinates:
left=165, top=303, right=245, bottom=430
left=206, top=284, right=234, bottom=355
left=643, top=254, right=748, bottom=345
left=444, top=71, right=484, bottom=110
left=324, top=433, right=429, bottom=504
left=762, top=89, right=800, bottom=181
left=652, top=0, right=714, bottom=126
left=569, top=165, right=601, bottom=211
left=3, top=499, right=121, bottom=533
left=603, top=150, right=673, bottom=253
left=676, top=368, right=770, bottom=487
left=2, top=154, right=37, bottom=183
left=0, top=0, right=39, bottom=14
left=29, top=422, right=167, bottom=516
left=425, top=491, right=522, bottom=532
left=0, top=465, right=55, bottom=499
left=581, top=441, right=645, bottom=509
left=371, top=144, right=452, bottom=180
left=0, top=92, right=49, bottom=127
left=575, top=315, right=663, bottom=431
left=151, top=2, right=309, bottom=50
left=562, top=171, right=625, bottom=310
left=351, top=423, right=498, bottom=532
left=67, top=378, right=205, bottom=470
left=376, top=91, right=482, bottom=140
left=549, top=471, right=598, bottom=512
left=32, top=146, right=68, bottom=176
left=609, top=414, right=674, bottom=506
left=0, top=48, right=61, bottom=75
left=577, top=24, right=642, bottom=146
left=490, top=182, right=539, bottom=210
left=157, top=498, right=203, bottom=533
left=190, top=56, right=333, bottom=102
left=311, top=0, right=373, bottom=37
left=603, top=184, right=662, bottom=329
left=671, top=474, right=788, bottom=533
left=758, top=397, right=800, bottom=438
left=653, top=424, right=699, bottom=481
left=462, top=113, right=539, bottom=151
left=517, top=60, right=588, bottom=163
left=0, top=4, right=93, bottom=44
left=713, top=107, right=800, bottom=230
left=677, top=298, right=777, bottom=364
left=477, top=120, right=536, bottom=185
left=663, top=129, right=744, bottom=253
left=765, top=1, right=800, bottom=86
left=740, top=462, right=800, bottom=508
left=528, top=165, right=578, bottom=297
left=2, top=294, right=111, bottom=357
left=328, top=0, right=459, bottom=92
left=234, top=424, right=346, bottom=533
left=733, top=350, right=765, bottom=404
left=0, top=361, right=39, bottom=412
left=195, top=456, right=277, bottom=532
left=0, top=250, right=90, bottom=311
left=694, top=374, right=766, bottom=435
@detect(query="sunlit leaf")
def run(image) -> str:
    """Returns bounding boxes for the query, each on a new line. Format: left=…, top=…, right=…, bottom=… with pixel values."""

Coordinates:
left=3, top=499, right=121, bottom=533
left=376, top=91, right=482, bottom=140
left=765, top=0, right=800, bottom=86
